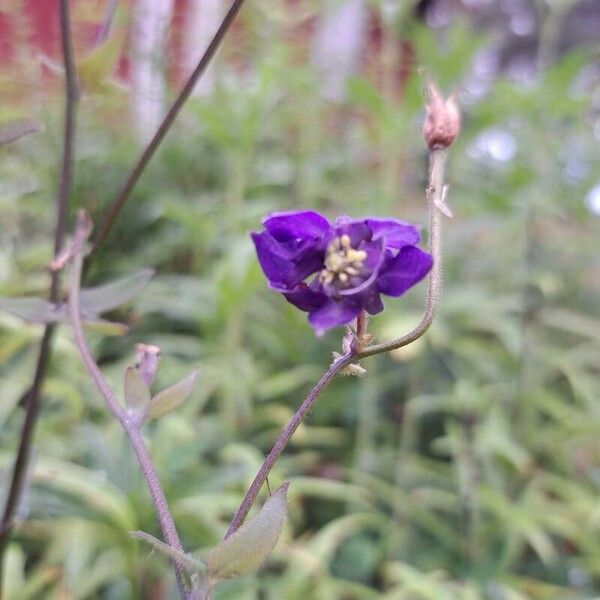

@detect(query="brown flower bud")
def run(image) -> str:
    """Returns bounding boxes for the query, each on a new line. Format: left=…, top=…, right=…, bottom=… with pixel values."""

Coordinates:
left=422, top=81, right=460, bottom=150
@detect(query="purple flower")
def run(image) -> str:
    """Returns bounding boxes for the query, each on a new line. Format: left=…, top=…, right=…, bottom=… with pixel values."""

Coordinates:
left=251, top=211, right=432, bottom=334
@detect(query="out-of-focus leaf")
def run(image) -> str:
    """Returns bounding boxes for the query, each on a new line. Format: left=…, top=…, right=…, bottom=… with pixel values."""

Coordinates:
left=0, top=296, right=64, bottom=323
left=146, top=369, right=198, bottom=420
left=129, top=531, right=207, bottom=574
left=79, top=269, right=155, bottom=315
left=0, top=119, right=44, bottom=145
left=77, top=28, right=125, bottom=93
left=124, top=367, right=150, bottom=419
left=205, top=483, right=289, bottom=580
left=82, top=317, right=129, bottom=336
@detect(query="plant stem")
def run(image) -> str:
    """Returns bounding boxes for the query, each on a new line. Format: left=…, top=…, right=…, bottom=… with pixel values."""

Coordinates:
left=0, top=0, right=79, bottom=569
left=67, top=215, right=189, bottom=599
left=90, top=0, right=248, bottom=258
left=226, top=149, right=449, bottom=535
left=224, top=351, right=356, bottom=538
left=357, top=149, right=446, bottom=359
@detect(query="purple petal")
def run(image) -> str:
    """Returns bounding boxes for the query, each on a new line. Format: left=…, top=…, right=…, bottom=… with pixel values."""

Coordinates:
left=332, top=220, right=371, bottom=247
left=308, top=298, right=361, bottom=333
left=251, top=232, right=324, bottom=287
left=377, top=246, right=433, bottom=297
left=360, top=288, right=384, bottom=314
left=264, top=210, right=330, bottom=242
left=365, top=218, right=421, bottom=249
left=280, top=282, right=327, bottom=312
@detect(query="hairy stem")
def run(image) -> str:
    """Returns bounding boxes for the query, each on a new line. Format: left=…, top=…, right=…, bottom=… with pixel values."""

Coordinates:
left=0, top=0, right=79, bottom=567
left=90, top=0, right=248, bottom=258
left=357, top=149, right=445, bottom=359
left=67, top=216, right=189, bottom=599
left=226, top=149, right=448, bottom=536
left=224, top=352, right=356, bottom=538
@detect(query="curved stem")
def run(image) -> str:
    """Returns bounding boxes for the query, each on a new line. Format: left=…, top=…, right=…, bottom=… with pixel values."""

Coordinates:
left=67, top=217, right=189, bottom=599
left=0, top=0, right=79, bottom=567
left=357, top=149, right=446, bottom=359
left=224, top=352, right=356, bottom=538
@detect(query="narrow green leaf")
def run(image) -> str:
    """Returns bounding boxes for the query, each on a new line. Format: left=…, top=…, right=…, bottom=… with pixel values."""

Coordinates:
left=146, top=370, right=198, bottom=420
left=205, top=483, right=289, bottom=580
left=124, top=367, right=150, bottom=419
left=0, top=296, right=64, bottom=323
left=79, top=269, right=155, bottom=316
left=129, top=531, right=207, bottom=574
left=77, top=29, right=124, bottom=93
left=83, top=318, right=129, bottom=336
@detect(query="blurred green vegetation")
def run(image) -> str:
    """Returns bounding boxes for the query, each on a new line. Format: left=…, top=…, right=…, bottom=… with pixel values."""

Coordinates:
left=1, top=2, right=600, bottom=599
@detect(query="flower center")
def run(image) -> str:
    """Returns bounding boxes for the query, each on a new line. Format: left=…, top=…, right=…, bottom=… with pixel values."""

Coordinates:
left=319, top=234, right=367, bottom=287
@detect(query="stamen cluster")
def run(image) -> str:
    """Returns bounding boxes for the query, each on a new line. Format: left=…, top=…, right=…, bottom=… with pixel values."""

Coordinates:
left=319, top=235, right=367, bottom=287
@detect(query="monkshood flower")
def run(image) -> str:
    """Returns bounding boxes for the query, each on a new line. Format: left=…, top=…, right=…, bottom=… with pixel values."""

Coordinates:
left=251, top=211, right=432, bottom=334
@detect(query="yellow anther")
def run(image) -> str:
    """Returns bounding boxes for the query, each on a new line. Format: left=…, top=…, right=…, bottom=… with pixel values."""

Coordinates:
left=319, top=235, right=368, bottom=288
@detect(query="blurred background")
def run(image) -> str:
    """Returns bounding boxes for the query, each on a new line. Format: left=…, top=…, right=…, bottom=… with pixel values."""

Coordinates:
left=1, top=0, right=599, bottom=598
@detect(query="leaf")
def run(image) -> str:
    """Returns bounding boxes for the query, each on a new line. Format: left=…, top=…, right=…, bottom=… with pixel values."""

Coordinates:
left=0, top=119, right=44, bottom=145
left=146, top=370, right=198, bottom=420
left=124, top=367, right=150, bottom=419
left=77, top=28, right=125, bottom=93
left=129, top=531, right=207, bottom=574
left=205, top=483, right=289, bottom=580
left=82, top=318, right=129, bottom=336
left=0, top=296, right=64, bottom=323
left=79, top=269, right=155, bottom=315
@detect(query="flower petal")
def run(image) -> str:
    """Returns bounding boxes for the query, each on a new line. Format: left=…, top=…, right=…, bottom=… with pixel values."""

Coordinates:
left=251, top=232, right=323, bottom=287
left=308, top=298, right=361, bottom=333
left=264, top=211, right=330, bottom=242
left=377, top=246, right=432, bottom=297
left=280, top=282, right=326, bottom=313
left=361, top=288, right=384, bottom=314
left=365, top=218, right=421, bottom=249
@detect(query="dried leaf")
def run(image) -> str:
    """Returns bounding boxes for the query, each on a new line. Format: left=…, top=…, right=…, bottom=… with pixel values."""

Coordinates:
left=146, top=370, right=198, bottom=420
left=205, top=483, right=289, bottom=580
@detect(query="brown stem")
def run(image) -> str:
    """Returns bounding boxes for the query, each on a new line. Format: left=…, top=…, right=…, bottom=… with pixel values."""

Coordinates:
left=0, top=0, right=79, bottom=566
left=66, top=214, right=189, bottom=599
left=89, top=0, right=248, bottom=258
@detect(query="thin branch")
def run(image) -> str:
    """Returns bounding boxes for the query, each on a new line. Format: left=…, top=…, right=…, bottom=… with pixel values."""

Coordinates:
left=0, top=0, right=79, bottom=562
left=66, top=213, right=189, bottom=599
left=224, top=352, right=356, bottom=538
left=226, top=149, right=449, bottom=537
left=89, top=0, right=248, bottom=258
left=357, top=149, right=446, bottom=359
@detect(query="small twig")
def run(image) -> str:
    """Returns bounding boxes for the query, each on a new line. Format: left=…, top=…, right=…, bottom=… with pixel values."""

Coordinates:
left=67, top=213, right=189, bottom=599
left=0, top=0, right=79, bottom=566
left=226, top=148, right=449, bottom=537
left=89, top=0, right=248, bottom=258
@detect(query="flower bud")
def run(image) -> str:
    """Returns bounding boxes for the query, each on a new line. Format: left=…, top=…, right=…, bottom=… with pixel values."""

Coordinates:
left=135, top=343, right=161, bottom=386
left=422, top=81, right=460, bottom=150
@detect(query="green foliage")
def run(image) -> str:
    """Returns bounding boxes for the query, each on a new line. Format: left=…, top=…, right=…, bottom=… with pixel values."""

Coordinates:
left=1, top=2, right=600, bottom=599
